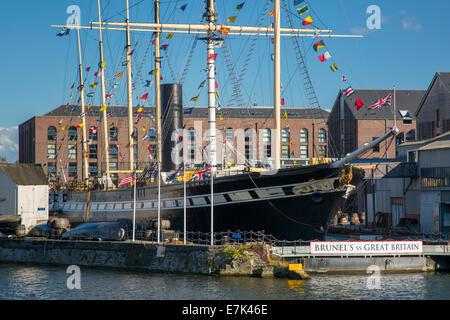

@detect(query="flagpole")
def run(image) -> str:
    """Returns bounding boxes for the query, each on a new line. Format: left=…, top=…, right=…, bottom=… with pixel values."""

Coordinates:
left=125, top=0, right=134, bottom=172
left=157, top=163, right=161, bottom=244
left=75, top=23, right=89, bottom=188
left=210, top=170, right=214, bottom=246
left=133, top=167, right=136, bottom=241
left=183, top=160, right=187, bottom=245
left=97, top=0, right=111, bottom=186
left=274, top=0, right=281, bottom=170
left=393, top=85, right=397, bottom=130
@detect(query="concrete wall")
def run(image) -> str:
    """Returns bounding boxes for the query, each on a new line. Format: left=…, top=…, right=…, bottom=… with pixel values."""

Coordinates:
left=0, top=239, right=214, bottom=275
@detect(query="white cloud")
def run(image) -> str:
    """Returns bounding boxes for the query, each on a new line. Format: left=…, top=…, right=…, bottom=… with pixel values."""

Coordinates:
left=0, top=127, right=18, bottom=163
left=401, top=15, right=422, bottom=32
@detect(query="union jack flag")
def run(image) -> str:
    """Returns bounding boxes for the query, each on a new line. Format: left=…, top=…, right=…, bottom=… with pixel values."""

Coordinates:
left=368, top=92, right=392, bottom=110
left=190, top=166, right=211, bottom=181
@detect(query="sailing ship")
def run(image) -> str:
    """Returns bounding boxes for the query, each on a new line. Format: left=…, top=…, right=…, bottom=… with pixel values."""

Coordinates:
left=50, top=0, right=397, bottom=241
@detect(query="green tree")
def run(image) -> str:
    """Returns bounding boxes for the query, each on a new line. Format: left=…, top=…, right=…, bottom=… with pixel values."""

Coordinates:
left=0, top=156, right=7, bottom=164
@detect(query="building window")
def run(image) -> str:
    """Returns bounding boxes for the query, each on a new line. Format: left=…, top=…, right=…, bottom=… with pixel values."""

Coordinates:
left=47, top=144, right=56, bottom=159
left=300, top=145, right=308, bottom=159
left=68, top=144, right=76, bottom=160
left=318, top=145, right=327, bottom=158
left=134, top=144, right=138, bottom=160
left=68, top=162, right=77, bottom=178
left=133, top=127, right=138, bottom=142
left=109, top=144, right=118, bottom=159
left=245, top=128, right=254, bottom=143
left=47, top=162, right=56, bottom=180
left=318, top=128, right=326, bottom=143
left=48, top=126, right=57, bottom=141
left=281, top=145, right=289, bottom=158
left=69, top=126, right=77, bottom=141
left=150, top=144, right=157, bottom=161
left=89, top=144, right=97, bottom=159
left=300, top=128, right=308, bottom=143
left=109, top=162, right=118, bottom=178
left=372, top=137, right=380, bottom=152
left=149, top=127, right=157, bottom=142
left=89, top=162, right=98, bottom=177
left=188, top=144, right=195, bottom=161
left=110, top=127, right=118, bottom=141
left=282, top=128, right=290, bottom=143
left=225, top=128, right=234, bottom=145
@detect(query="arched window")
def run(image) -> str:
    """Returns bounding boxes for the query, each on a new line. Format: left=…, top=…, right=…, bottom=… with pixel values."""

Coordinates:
left=225, top=128, right=234, bottom=145
left=263, top=128, right=271, bottom=158
left=318, top=128, right=327, bottom=143
left=110, top=127, right=118, bottom=141
left=109, top=144, right=118, bottom=159
left=133, top=127, right=138, bottom=142
left=245, top=128, right=253, bottom=143
left=300, top=128, right=308, bottom=143
left=48, top=126, right=57, bottom=141
left=281, top=128, right=290, bottom=143
left=69, top=126, right=77, bottom=141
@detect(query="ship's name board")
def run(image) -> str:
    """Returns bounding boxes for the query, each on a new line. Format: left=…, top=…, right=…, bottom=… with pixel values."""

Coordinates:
left=310, top=241, right=423, bottom=255
left=292, top=178, right=339, bottom=195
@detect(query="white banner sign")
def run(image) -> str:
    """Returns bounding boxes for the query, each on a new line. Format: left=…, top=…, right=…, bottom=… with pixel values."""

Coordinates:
left=310, top=241, right=423, bottom=255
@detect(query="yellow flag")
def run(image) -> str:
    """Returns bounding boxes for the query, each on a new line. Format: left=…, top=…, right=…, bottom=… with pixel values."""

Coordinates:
left=99, top=105, right=108, bottom=111
left=151, top=69, right=158, bottom=75
left=90, top=82, right=97, bottom=88
left=142, top=125, right=146, bottom=132
left=61, top=125, right=70, bottom=131
left=282, top=110, right=288, bottom=119
left=190, top=95, right=199, bottom=102
left=69, top=93, right=73, bottom=100
left=215, top=90, right=219, bottom=99
left=137, top=106, right=143, bottom=112
left=227, top=16, right=237, bottom=23
left=101, top=61, right=107, bottom=69
left=166, top=32, right=174, bottom=39
left=115, top=71, right=124, bottom=78
left=219, top=113, right=223, bottom=121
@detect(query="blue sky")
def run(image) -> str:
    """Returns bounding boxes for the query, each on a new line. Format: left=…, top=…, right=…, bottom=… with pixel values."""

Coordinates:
left=0, top=0, right=449, bottom=162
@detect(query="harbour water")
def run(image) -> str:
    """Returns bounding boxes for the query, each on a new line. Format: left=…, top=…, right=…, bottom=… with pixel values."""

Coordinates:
left=0, top=263, right=449, bottom=300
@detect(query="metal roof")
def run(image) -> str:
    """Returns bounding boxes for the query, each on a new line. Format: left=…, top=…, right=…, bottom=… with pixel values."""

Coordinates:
left=44, top=105, right=330, bottom=120
left=0, top=164, right=48, bottom=186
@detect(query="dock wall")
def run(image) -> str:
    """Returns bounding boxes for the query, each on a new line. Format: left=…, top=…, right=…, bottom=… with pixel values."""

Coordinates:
left=0, top=239, right=215, bottom=275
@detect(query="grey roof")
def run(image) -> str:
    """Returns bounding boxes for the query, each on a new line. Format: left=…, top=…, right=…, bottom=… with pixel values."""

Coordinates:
left=414, top=72, right=450, bottom=117
left=341, top=89, right=425, bottom=120
left=44, top=105, right=329, bottom=120
left=417, top=131, right=450, bottom=151
left=0, top=164, right=48, bottom=186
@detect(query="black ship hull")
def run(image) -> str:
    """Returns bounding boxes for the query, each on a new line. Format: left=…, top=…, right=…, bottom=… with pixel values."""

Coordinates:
left=53, top=164, right=363, bottom=241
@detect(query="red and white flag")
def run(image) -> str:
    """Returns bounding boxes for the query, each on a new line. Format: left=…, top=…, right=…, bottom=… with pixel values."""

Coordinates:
left=118, top=175, right=135, bottom=187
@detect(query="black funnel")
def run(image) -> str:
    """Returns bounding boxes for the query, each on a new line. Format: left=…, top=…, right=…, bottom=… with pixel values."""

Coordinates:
left=161, top=83, right=183, bottom=172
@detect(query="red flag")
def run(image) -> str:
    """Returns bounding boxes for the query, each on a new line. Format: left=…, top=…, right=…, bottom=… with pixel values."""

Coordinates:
left=215, top=81, right=218, bottom=89
left=354, top=98, right=364, bottom=111
left=281, top=98, right=285, bottom=106
left=207, top=53, right=218, bottom=60
left=140, top=93, right=149, bottom=100
left=85, top=67, right=91, bottom=72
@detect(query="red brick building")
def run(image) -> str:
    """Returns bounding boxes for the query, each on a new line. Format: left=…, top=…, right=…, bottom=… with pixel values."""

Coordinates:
left=19, top=105, right=329, bottom=184
left=327, top=89, right=426, bottom=159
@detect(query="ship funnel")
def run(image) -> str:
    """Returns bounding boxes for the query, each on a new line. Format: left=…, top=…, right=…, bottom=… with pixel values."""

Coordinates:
left=161, top=83, right=184, bottom=172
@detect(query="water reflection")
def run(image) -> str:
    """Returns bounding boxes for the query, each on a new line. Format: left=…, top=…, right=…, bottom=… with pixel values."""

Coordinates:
left=0, top=264, right=448, bottom=300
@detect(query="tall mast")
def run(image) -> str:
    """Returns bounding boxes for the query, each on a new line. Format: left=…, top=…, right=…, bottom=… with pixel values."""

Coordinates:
left=126, top=0, right=134, bottom=172
left=206, top=0, right=217, bottom=172
left=97, top=0, right=110, bottom=183
left=155, top=0, right=162, bottom=170
left=273, top=0, right=281, bottom=170
left=76, top=26, right=89, bottom=187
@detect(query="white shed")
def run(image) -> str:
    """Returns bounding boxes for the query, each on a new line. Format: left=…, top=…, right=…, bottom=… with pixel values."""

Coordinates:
left=0, top=164, right=48, bottom=234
